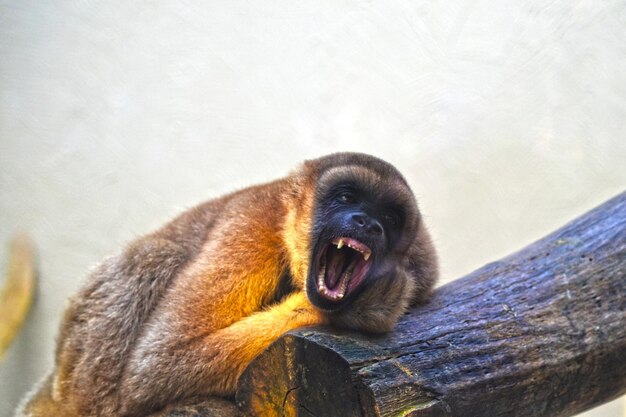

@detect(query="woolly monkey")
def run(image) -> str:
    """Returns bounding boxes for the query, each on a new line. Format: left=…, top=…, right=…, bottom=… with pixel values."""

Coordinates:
left=18, top=152, right=438, bottom=417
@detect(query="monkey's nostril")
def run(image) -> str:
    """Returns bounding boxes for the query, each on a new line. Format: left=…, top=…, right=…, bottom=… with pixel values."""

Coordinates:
left=370, top=222, right=383, bottom=235
left=352, top=214, right=366, bottom=227
left=351, top=214, right=383, bottom=236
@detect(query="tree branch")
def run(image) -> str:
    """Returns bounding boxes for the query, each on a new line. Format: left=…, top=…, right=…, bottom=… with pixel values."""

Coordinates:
left=236, top=191, right=626, bottom=417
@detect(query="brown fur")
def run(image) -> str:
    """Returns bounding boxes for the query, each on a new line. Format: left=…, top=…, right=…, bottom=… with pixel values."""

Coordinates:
left=17, top=152, right=438, bottom=417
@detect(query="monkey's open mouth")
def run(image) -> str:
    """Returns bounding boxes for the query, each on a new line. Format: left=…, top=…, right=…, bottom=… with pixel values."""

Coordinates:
left=316, top=237, right=372, bottom=301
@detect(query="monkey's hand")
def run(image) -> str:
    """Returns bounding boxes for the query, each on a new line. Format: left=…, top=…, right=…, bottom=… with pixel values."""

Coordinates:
left=326, top=267, right=415, bottom=334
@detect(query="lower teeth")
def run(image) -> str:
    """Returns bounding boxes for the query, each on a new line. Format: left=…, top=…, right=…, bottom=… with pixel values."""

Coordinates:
left=317, top=257, right=357, bottom=300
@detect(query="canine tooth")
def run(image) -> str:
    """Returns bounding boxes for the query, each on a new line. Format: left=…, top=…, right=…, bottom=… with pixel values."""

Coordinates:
left=337, top=239, right=344, bottom=249
left=363, top=251, right=371, bottom=261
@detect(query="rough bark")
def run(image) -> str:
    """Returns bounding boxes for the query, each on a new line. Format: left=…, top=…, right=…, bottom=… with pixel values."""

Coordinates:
left=236, top=191, right=626, bottom=417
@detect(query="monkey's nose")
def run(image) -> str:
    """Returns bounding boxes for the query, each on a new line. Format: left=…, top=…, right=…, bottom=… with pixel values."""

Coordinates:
left=351, top=214, right=383, bottom=236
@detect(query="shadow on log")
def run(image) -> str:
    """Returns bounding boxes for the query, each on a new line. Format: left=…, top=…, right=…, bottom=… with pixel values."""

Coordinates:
left=235, top=191, right=626, bottom=417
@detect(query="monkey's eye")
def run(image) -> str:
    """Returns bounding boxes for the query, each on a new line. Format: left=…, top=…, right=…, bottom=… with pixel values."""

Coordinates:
left=337, top=192, right=357, bottom=204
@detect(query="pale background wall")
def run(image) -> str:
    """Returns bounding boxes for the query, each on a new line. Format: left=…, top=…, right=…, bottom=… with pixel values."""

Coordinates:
left=1, top=1, right=625, bottom=415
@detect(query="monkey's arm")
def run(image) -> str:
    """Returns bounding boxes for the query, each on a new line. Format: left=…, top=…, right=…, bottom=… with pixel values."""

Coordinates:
left=200, top=292, right=326, bottom=394
left=120, top=291, right=325, bottom=414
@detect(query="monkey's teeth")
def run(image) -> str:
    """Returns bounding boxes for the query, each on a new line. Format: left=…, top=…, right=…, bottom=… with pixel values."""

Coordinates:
left=316, top=255, right=350, bottom=300
left=332, top=237, right=372, bottom=262
left=318, top=262, right=326, bottom=287
left=338, top=271, right=350, bottom=297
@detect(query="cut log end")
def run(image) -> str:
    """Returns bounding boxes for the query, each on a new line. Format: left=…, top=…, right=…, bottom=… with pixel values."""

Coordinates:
left=236, top=332, right=363, bottom=417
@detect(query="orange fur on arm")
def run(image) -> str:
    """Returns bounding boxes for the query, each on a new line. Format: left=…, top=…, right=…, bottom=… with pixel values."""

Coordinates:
left=203, top=292, right=326, bottom=395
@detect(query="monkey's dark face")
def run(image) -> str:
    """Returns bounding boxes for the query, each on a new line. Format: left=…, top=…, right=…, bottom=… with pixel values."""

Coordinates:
left=306, top=165, right=418, bottom=312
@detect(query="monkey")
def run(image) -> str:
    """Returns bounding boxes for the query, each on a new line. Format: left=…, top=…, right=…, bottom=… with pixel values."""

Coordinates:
left=16, top=152, right=438, bottom=417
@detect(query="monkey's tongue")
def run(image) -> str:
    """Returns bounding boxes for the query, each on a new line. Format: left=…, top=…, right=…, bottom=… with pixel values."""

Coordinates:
left=321, top=244, right=366, bottom=299
left=325, top=246, right=352, bottom=289
left=318, top=242, right=371, bottom=301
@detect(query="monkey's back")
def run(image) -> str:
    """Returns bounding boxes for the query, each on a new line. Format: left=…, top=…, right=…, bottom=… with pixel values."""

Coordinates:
left=18, top=181, right=287, bottom=416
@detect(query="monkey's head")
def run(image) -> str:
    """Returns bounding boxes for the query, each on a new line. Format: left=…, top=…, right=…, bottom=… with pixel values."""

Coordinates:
left=297, top=153, right=421, bottom=313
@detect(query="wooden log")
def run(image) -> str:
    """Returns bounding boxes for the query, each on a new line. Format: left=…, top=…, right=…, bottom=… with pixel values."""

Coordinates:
left=236, top=191, right=626, bottom=417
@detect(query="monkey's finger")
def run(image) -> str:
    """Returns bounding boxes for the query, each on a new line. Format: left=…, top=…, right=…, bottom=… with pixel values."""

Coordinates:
left=0, top=233, right=36, bottom=360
